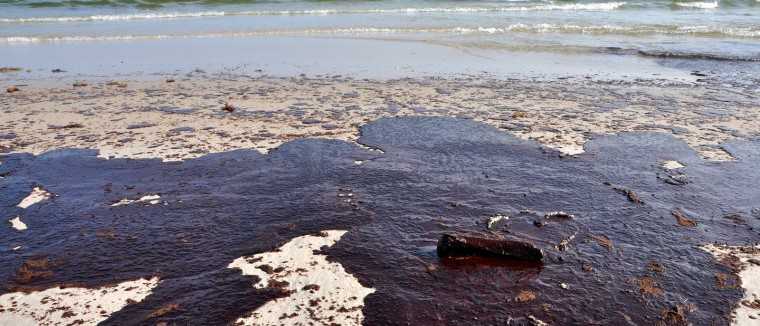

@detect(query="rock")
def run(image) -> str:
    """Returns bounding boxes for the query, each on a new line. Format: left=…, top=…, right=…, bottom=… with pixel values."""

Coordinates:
left=72, top=81, right=88, bottom=87
left=51, top=68, right=65, bottom=73
left=321, top=123, right=339, bottom=130
left=436, top=233, right=543, bottom=261
left=6, top=86, right=19, bottom=93
left=302, top=118, right=322, bottom=125
left=166, top=79, right=175, bottom=83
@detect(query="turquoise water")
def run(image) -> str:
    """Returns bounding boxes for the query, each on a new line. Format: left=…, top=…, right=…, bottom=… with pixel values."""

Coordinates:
left=1, top=0, right=759, bottom=78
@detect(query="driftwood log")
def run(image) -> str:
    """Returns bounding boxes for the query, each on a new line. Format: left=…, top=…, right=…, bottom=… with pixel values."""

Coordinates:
left=437, top=233, right=543, bottom=261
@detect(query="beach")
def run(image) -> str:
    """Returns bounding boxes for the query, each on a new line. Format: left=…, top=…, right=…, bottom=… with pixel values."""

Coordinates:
left=2, top=73, right=759, bottom=162
left=2, top=0, right=760, bottom=325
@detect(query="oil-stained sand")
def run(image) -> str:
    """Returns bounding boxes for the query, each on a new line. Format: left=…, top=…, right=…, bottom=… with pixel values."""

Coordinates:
left=1, top=117, right=759, bottom=325
left=2, top=75, right=759, bottom=162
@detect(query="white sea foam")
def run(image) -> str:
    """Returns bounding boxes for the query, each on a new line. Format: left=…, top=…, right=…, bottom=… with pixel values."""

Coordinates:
left=2, top=23, right=757, bottom=44
left=674, top=1, right=719, bottom=9
left=0, top=11, right=227, bottom=23
left=0, top=3, right=627, bottom=24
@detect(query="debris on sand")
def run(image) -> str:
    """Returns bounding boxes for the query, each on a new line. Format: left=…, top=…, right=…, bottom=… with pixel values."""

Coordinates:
left=222, top=102, right=236, bottom=113
left=228, top=230, right=375, bottom=326
left=486, top=214, right=508, bottom=230
left=722, top=213, right=746, bottom=225
left=0, top=67, right=22, bottom=73
left=702, top=244, right=760, bottom=325
left=527, top=315, right=549, bottom=326
left=17, top=187, right=51, bottom=209
left=111, top=195, right=161, bottom=207
left=656, top=304, right=694, bottom=326
left=614, top=188, right=643, bottom=204
left=165, top=78, right=175, bottom=83
left=148, top=303, right=180, bottom=319
left=8, top=216, right=27, bottom=231
left=544, top=211, right=575, bottom=220
left=512, top=111, right=528, bottom=119
left=51, top=69, right=65, bottom=73
left=636, top=276, right=663, bottom=297
left=0, top=277, right=159, bottom=325
left=515, top=290, right=537, bottom=303
left=590, top=234, right=613, bottom=251
left=660, top=172, right=689, bottom=186
left=126, top=122, right=157, bottom=130
left=6, top=86, right=19, bottom=93
left=671, top=210, right=697, bottom=227
left=48, top=123, right=84, bottom=130
left=436, top=233, right=543, bottom=261
left=106, top=81, right=127, bottom=88
left=72, top=81, right=88, bottom=87
left=647, top=261, right=665, bottom=274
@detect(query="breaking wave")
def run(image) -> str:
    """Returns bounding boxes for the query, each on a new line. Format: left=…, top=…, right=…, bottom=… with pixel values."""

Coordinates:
left=672, top=1, right=719, bottom=9
left=0, top=3, right=628, bottom=23
left=2, top=23, right=759, bottom=44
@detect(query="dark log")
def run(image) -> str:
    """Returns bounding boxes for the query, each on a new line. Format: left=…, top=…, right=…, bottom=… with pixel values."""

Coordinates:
left=437, top=233, right=543, bottom=261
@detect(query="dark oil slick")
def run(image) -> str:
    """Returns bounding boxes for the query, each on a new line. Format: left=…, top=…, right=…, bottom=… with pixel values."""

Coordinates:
left=1, top=117, right=759, bottom=325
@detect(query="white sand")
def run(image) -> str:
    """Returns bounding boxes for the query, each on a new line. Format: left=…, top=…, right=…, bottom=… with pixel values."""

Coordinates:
left=110, top=195, right=161, bottom=207
left=702, top=244, right=760, bottom=325
left=17, top=187, right=51, bottom=209
left=228, top=230, right=375, bottom=326
left=8, top=216, right=27, bottom=231
left=662, top=160, right=685, bottom=170
left=0, top=277, right=159, bottom=326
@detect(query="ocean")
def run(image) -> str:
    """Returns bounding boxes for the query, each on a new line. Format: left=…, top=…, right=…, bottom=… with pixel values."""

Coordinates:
left=1, top=0, right=759, bottom=79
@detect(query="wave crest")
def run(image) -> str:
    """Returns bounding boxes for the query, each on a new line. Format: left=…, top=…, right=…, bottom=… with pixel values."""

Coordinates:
left=0, top=3, right=628, bottom=23
left=673, top=1, right=719, bottom=9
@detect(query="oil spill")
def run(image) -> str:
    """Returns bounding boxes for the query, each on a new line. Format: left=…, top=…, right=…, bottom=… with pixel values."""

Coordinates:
left=1, top=116, right=759, bottom=325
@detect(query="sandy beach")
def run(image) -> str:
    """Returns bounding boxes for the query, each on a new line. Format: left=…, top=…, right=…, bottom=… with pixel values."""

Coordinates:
left=2, top=0, right=760, bottom=324
left=2, top=73, right=758, bottom=162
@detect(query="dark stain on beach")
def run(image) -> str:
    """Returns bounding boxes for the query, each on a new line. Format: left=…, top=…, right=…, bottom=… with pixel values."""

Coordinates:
left=1, top=117, right=759, bottom=325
